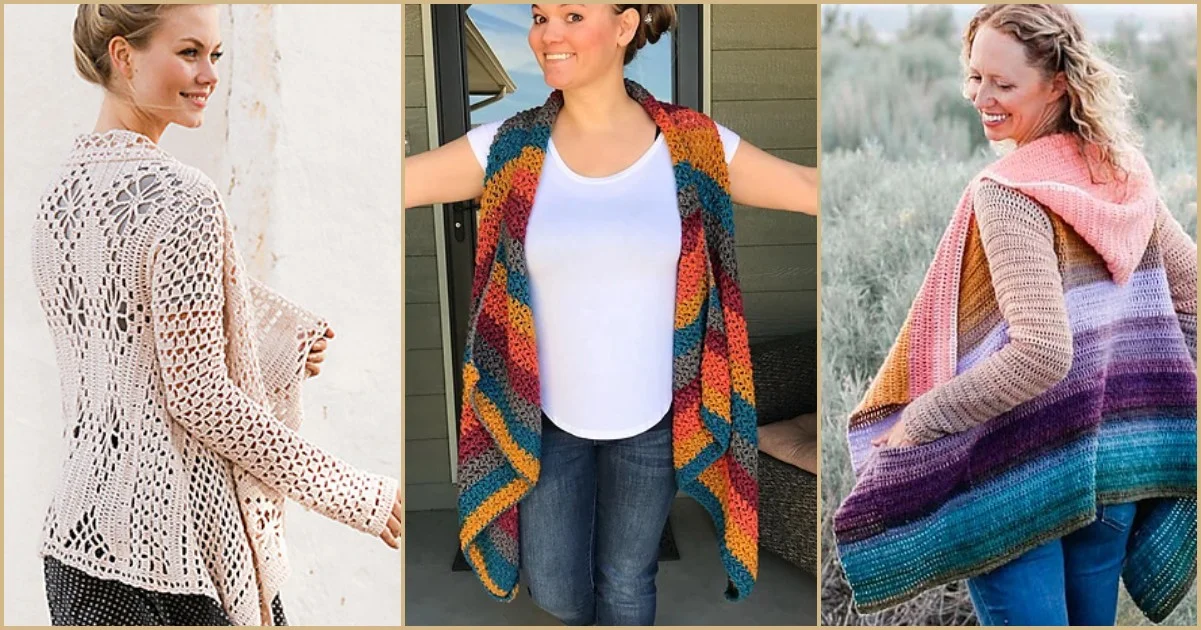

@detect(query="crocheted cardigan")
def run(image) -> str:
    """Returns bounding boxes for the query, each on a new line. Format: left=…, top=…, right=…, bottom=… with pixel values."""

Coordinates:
left=456, top=79, right=759, bottom=602
left=32, top=130, right=399, bottom=626
left=834, top=134, right=1197, bottom=621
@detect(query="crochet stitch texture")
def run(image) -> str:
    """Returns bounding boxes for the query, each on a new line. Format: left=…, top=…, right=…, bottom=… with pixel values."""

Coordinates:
left=834, top=134, right=1197, bottom=621
left=32, top=130, right=399, bottom=625
left=456, top=79, right=759, bottom=602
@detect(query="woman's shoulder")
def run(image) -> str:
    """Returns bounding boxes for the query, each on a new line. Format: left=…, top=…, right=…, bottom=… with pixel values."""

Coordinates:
left=120, top=158, right=227, bottom=239
left=70, top=130, right=220, bottom=198
left=972, top=179, right=1055, bottom=234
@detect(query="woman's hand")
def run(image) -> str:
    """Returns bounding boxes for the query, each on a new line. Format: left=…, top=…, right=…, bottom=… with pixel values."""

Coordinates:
left=379, top=487, right=403, bottom=549
left=305, top=328, right=335, bottom=378
left=871, top=419, right=917, bottom=449
left=728, top=140, right=818, bottom=215
left=403, top=135, right=485, bottom=209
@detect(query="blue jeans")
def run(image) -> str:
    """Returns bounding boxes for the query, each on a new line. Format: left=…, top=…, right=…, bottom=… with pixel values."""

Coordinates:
left=519, top=412, right=676, bottom=626
left=967, top=502, right=1138, bottom=626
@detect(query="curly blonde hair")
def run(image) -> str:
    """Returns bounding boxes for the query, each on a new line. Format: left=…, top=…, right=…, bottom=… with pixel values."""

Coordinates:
left=963, top=4, right=1141, bottom=179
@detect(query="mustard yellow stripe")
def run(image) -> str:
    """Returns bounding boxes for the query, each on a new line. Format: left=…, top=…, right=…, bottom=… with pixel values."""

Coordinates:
left=675, top=425, right=713, bottom=464
left=507, top=296, right=534, bottom=335
left=697, top=462, right=728, bottom=500
left=724, top=518, right=758, bottom=572
left=507, top=297, right=539, bottom=373
left=462, top=363, right=480, bottom=393
left=702, top=389, right=732, bottom=423
left=460, top=477, right=528, bottom=543
left=489, top=263, right=508, bottom=297
left=466, top=544, right=506, bottom=597
left=474, top=394, right=540, bottom=482
left=732, top=366, right=756, bottom=407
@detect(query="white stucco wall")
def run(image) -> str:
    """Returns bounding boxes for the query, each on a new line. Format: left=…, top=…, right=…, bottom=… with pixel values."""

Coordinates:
left=3, top=4, right=402, bottom=625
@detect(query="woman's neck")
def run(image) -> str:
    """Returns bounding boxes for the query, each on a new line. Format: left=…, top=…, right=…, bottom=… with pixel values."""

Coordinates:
left=1015, top=103, right=1066, bottom=148
left=93, top=92, right=167, bottom=144
left=557, top=74, right=646, bottom=134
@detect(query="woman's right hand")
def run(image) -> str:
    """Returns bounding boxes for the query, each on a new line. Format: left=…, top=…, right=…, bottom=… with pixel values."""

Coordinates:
left=379, top=487, right=403, bottom=549
left=403, top=134, right=484, bottom=209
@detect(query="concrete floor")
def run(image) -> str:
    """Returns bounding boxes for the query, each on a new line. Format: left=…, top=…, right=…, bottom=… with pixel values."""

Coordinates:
left=405, top=498, right=817, bottom=626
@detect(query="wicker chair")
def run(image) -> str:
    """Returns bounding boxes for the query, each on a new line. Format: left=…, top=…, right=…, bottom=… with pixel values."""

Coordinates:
left=751, top=331, right=818, bottom=574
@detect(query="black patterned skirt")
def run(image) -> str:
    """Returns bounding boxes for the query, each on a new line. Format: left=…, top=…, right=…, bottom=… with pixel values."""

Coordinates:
left=44, top=556, right=287, bottom=626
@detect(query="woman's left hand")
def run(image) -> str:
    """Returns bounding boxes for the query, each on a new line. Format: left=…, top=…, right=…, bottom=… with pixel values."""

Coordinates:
left=871, top=418, right=917, bottom=449
left=305, top=327, right=335, bottom=378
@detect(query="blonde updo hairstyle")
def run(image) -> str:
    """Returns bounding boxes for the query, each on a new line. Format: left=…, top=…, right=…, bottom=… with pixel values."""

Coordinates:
left=613, top=4, right=677, bottom=65
left=963, top=4, right=1140, bottom=179
left=73, top=4, right=171, bottom=90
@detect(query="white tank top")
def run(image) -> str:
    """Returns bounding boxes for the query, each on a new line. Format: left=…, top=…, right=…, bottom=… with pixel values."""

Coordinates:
left=466, top=119, right=740, bottom=439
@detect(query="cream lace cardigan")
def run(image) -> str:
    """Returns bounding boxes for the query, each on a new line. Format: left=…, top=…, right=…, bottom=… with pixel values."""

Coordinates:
left=31, top=130, right=398, bottom=625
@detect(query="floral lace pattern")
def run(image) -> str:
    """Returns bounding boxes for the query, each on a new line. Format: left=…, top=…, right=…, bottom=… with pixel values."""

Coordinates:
left=32, top=130, right=398, bottom=625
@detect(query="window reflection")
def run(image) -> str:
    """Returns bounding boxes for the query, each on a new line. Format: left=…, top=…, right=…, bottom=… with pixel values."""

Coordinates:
left=465, top=4, right=674, bottom=126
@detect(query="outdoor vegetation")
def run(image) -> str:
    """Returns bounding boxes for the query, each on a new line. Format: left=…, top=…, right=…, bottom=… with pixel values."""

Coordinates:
left=820, top=5, right=1198, bottom=626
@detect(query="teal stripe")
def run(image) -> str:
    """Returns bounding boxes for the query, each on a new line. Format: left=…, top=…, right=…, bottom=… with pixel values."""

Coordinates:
left=841, top=439, right=1095, bottom=605
left=1096, top=417, right=1196, bottom=494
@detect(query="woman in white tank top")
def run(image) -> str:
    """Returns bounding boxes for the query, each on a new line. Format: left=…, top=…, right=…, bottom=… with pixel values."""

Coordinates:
left=405, top=4, right=815, bottom=625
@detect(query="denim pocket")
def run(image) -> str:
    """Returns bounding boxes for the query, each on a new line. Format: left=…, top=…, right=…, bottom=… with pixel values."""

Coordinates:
left=1096, top=502, right=1137, bottom=533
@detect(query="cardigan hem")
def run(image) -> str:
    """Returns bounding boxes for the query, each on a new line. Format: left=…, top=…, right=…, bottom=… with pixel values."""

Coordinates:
left=847, top=508, right=1096, bottom=615
left=39, top=541, right=221, bottom=602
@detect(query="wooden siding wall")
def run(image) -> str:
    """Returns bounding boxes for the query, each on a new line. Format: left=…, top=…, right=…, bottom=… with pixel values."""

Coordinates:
left=404, top=5, right=455, bottom=511
left=711, top=4, right=818, bottom=340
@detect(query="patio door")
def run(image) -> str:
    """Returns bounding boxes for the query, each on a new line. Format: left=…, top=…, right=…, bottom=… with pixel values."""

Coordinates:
left=430, top=3, right=703, bottom=568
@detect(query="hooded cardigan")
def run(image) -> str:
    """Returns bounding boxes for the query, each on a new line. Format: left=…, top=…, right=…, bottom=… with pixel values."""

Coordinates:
left=32, top=130, right=399, bottom=625
left=456, top=79, right=760, bottom=602
left=834, top=134, right=1197, bottom=621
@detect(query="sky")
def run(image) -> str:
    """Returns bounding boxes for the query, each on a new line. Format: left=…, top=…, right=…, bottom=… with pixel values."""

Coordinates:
left=460, top=3, right=1195, bottom=124
left=826, top=4, right=1196, bottom=40
left=466, top=4, right=673, bottom=125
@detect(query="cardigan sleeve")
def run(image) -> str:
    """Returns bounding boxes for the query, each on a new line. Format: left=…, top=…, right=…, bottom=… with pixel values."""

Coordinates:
left=1155, top=202, right=1197, bottom=363
left=149, top=183, right=397, bottom=537
left=901, top=181, right=1074, bottom=445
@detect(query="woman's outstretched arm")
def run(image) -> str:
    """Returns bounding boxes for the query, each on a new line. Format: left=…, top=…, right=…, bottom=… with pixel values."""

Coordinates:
left=727, top=140, right=818, bottom=215
left=403, top=134, right=485, bottom=209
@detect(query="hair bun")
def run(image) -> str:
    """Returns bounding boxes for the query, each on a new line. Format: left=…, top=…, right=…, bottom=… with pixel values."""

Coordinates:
left=618, top=4, right=677, bottom=65
left=73, top=4, right=167, bottom=88
left=642, top=4, right=677, bottom=46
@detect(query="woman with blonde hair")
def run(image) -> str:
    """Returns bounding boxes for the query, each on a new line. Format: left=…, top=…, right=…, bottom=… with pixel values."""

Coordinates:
left=406, top=3, right=816, bottom=625
left=834, top=4, right=1195, bottom=626
left=32, top=5, right=401, bottom=625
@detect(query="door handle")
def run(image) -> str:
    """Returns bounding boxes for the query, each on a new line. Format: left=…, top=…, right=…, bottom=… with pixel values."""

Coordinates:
left=451, top=200, right=476, bottom=243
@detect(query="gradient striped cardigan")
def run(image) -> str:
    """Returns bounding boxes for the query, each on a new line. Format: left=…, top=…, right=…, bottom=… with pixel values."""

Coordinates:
left=456, top=79, right=759, bottom=602
left=835, top=134, right=1197, bottom=622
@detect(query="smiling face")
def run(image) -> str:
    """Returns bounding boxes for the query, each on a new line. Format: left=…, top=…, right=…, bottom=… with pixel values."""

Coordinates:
left=528, top=4, right=638, bottom=91
left=965, top=25, right=1066, bottom=146
left=118, top=5, right=222, bottom=130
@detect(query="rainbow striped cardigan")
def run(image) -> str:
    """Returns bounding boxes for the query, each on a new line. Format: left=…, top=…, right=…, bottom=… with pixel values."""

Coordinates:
left=456, top=79, right=759, bottom=603
left=835, top=134, right=1197, bottom=621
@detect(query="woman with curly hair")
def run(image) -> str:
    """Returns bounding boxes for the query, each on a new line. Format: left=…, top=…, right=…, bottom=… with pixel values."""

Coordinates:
left=834, top=4, right=1196, bottom=626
